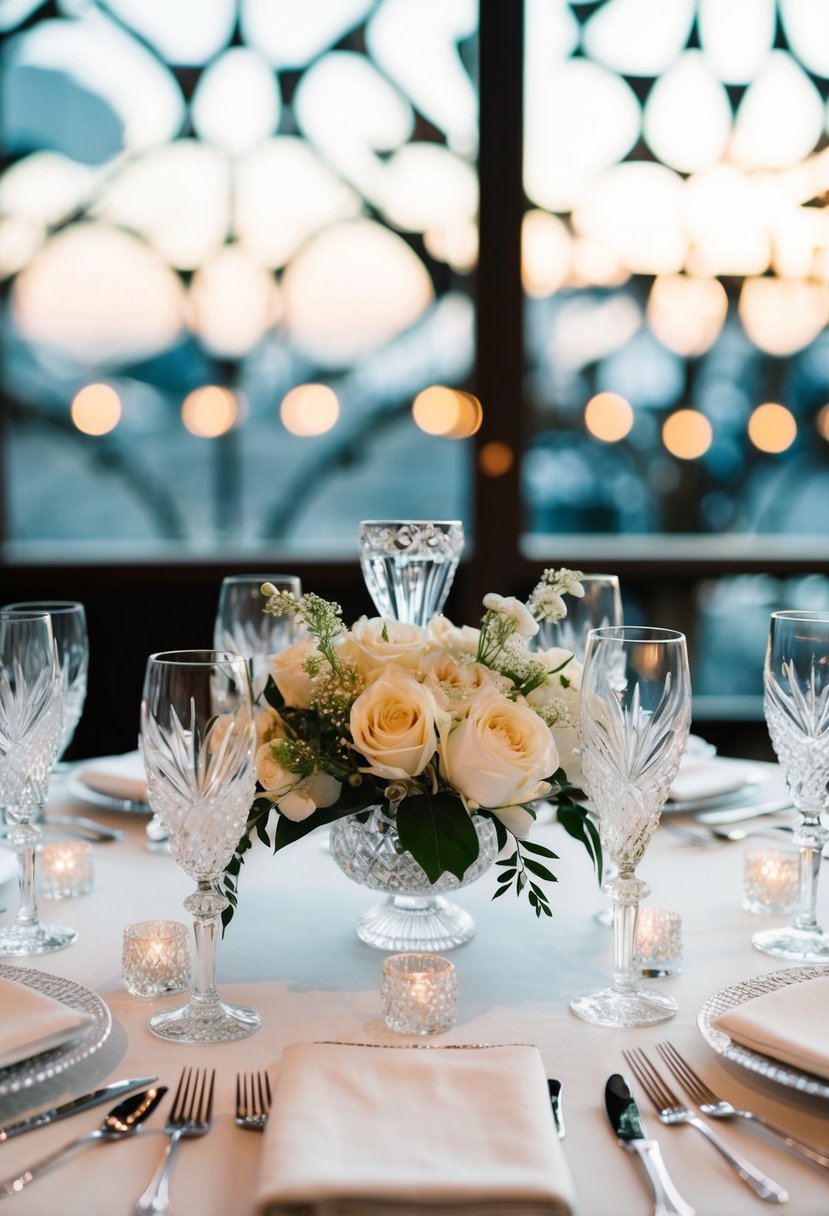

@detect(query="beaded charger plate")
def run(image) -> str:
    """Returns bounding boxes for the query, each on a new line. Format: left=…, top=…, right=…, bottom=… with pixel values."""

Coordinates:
left=0, top=964, right=111, bottom=1097
left=698, top=965, right=829, bottom=1100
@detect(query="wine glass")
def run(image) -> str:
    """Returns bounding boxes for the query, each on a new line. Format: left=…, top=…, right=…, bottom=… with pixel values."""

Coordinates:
left=2, top=601, right=88, bottom=763
left=140, top=649, right=259, bottom=1042
left=570, top=626, right=691, bottom=1027
left=753, top=610, right=829, bottom=961
left=0, top=610, right=75, bottom=955
left=537, top=574, right=622, bottom=660
left=358, top=520, right=464, bottom=626
left=213, top=574, right=301, bottom=694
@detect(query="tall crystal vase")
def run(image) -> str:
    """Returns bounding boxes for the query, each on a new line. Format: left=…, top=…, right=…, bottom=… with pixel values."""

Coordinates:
left=358, top=520, right=464, bottom=626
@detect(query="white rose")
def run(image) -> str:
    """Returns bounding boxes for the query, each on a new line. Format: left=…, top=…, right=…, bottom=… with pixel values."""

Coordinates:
left=527, top=649, right=583, bottom=783
left=271, top=639, right=319, bottom=709
left=428, top=615, right=480, bottom=655
left=350, top=669, right=441, bottom=779
left=420, top=651, right=495, bottom=710
left=482, top=593, right=539, bottom=638
left=254, top=744, right=341, bottom=822
left=255, top=705, right=288, bottom=747
left=350, top=617, right=428, bottom=677
left=441, top=691, right=558, bottom=809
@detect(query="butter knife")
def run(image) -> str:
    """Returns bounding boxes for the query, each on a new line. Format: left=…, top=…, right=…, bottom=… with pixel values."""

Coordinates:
left=605, top=1074, right=695, bottom=1216
left=0, top=1076, right=157, bottom=1141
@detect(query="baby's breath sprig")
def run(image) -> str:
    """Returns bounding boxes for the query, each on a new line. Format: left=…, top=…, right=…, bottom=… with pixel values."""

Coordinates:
left=476, top=593, right=538, bottom=672
left=261, top=585, right=345, bottom=669
left=270, top=737, right=320, bottom=779
left=527, top=567, right=585, bottom=624
left=312, top=662, right=364, bottom=733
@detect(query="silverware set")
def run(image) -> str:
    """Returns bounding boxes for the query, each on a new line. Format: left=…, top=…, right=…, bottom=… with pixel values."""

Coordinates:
left=0, top=1068, right=272, bottom=1208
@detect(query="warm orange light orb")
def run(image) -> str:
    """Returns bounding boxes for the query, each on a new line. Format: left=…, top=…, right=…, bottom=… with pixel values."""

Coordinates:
left=280, top=384, right=340, bottom=436
left=584, top=392, right=634, bottom=442
left=479, top=441, right=514, bottom=477
left=662, top=409, right=713, bottom=460
left=748, top=402, right=797, bottom=453
left=70, top=383, right=122, bottom=435
left=181, top=386, right=238, bottom=437
left=412, top=386, right=482, bottom=438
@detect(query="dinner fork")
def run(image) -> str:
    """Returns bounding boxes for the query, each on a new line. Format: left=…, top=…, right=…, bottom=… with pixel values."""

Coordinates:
left=622, top=1049, right=789, bottom=1204
left=134, top=1067, right=215, bottom=1215
left=657, top=1041, right=829, bottom=1171
left=235, top=1071, right=272, bottom=1131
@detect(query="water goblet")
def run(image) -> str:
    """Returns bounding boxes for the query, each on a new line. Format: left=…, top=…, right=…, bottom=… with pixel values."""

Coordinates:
left=570, top=626, right=691, bottom=1027
left=213, top=574, right=301, bottom=695
left=140, top=649, right=260, bottom=1042
left=358, top=520, right=464, bottom=626
left=0, top=610, right=75, bottom=955
left=2, top=601, right=88, bottom=763
left=753, top=610, right=829, bottom=961
left=537, top=574, right=622, bottom=659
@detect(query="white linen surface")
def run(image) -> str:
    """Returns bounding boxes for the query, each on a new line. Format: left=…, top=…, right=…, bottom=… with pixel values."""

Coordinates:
left=669, top=755, right=762, bottom=804
left=0, top=976, right=94, bottom=1069
left=253, top=1042, right=575, bottom=1216
left=74, top=751, right=148, bottom=804
left=713, top=975, right=829, bottom=1081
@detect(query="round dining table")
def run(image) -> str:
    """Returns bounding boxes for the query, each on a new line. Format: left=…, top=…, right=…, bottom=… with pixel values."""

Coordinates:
left=0, top=760, right=827, bottom=1216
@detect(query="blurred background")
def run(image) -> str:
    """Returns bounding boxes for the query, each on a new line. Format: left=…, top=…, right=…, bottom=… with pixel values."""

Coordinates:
left=2, top=0, right=829, bottom=759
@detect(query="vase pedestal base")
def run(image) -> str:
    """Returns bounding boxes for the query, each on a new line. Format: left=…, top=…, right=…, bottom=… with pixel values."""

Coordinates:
left=357, top=894, right=476, bottom=952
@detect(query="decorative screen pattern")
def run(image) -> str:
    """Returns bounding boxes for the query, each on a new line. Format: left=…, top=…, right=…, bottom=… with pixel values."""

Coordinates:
left=523, top=0, right=829, bottom=537
left=0, top=0, right=478, bottom=550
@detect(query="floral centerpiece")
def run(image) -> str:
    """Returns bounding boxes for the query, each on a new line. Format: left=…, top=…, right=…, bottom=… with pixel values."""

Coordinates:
left=222, top=568, right=602, bottom=928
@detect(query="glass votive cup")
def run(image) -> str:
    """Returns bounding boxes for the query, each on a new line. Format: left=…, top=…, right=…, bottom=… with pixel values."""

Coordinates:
left=381, top=953, right=458, bottom=1035
left=39, top=840, right=93, bottom=898
left=742, top=848, right=800, bottom=915
left=635, top=907, right=683, bottom=978
left=122, top=921, right=192, bottom=998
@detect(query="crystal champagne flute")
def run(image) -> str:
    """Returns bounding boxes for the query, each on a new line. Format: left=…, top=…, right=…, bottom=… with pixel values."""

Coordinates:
left=358, top=520, right=464, bottom=626
left=213, top=575, right=301, bottom=695
left=0, top=610, right=74, bottom=955
left=140, top=649, right=259, bottom=1042
left=537, top=573, right=622, bottom=659
left=753, top=610, right=829, bottom=961
left=570, top=626, right=691, bottom=1027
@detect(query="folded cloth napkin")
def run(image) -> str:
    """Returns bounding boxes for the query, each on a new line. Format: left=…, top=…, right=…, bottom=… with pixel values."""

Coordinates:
left=669, top=755, right=761, bottom=805
left=713, top=975, right=829, bottom=1081
left=0, top=976, right=94, bottom=1070
left=253, top=1043, right=575, bottom=1216
left=75, top=752, right=148, bottom=805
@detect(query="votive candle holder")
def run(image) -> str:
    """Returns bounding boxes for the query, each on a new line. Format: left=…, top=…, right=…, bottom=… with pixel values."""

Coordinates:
left=381, top=953, right=458, bottom=1035
left=742, top=849, right=800, bottom=915
left=635, top=907, right=683, bottom=977
left=122, top=920, right=192, bottom=998
left=40, top=840, right=93, bottom=899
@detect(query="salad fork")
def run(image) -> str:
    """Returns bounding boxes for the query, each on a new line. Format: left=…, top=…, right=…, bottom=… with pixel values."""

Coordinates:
left=235, top=1071, right=272, bottom=1132
left=622, top=1049, right=789, bottom=1204
left=657, top=1041, right=829, bottom=1170
left=135, top=1067, right=214, bottom=1215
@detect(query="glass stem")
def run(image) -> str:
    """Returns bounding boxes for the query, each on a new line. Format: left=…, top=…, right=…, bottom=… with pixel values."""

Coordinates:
left=609, top=868, right=649, bottom=994
left=793, top=812, right=829, bottom=934
left=183, top=882, right=227, bottom=1014
left=9, top=818, right=41, bottom=930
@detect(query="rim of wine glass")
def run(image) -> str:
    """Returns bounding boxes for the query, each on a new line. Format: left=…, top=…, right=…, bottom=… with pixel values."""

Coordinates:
left=219, top=574, right=300, bottom=586
left=771, top=609, right=829, bottom=623
left=2, top=600, right=85, bottom=616
left=358, top=519, right=463, bottom=527
left=148, top=649, right=251, bottom=666
left=0, top=609, right=53, bottom=622
left=586, top=625, right=685, bottom=643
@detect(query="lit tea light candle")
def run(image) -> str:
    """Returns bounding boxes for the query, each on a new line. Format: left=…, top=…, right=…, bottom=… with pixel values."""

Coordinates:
left=381, top=953, right=458, bottom=1035
left=40, top=840, right=93, bottom=899
left=122, top=920, right=192, bottom=998
left=742, top=849, right=800, bottom=916
left=635, top=907, right=683, bottom=977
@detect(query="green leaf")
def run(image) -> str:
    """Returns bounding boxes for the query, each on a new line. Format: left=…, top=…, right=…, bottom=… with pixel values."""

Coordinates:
left=274, top=804, right=359, bottom=849
left=557, top=801, right=604, bottom=884
left=523, top=858, right=559, bottom=883
left=496, top=869, right=516, bottom=884
left=396, top=793, right=480, bottom=884
left=491, top=882, right=512, bottom=900
left=519, top=839, right=560, bottom=860
left=262, top=676, right=285, bottom=710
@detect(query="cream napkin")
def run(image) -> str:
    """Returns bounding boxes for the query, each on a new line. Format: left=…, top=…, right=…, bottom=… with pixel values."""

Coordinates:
left=75, top=752, right=148, bottom=805
left=0, top=977, right=94, bottom=1069
left=669, top=756, right=761, bottom=805
left=713, top=975, right=829, bottom=1080
left=253, top=1043, right=575, bottom=1216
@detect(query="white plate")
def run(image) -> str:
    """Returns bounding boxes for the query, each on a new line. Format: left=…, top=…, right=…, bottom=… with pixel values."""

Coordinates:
left=64, top=754, right=149, bottom=816
left=0, top=964, right=111, bottom=1096
left=698, top=965, right=829, bottom=1101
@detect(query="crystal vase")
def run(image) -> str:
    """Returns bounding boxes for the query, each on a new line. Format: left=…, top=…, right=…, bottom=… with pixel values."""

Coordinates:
left=329, top=806, right=499, bottom=952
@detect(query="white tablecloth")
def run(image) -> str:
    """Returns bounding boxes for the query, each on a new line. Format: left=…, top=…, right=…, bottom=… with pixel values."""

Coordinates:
left=0, top=764, right=827, bottom=1216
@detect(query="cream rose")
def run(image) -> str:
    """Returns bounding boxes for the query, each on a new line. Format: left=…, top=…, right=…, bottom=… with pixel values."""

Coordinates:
left=271, top=639, right=319, bottom=709
left=527, top=648, right=583, bottom=783
left=440, top=691, right=558, bottom=809
left=349, top=669, right=440, bottom=779
left=420, top=651, right=494, bottom=710
left=254, top=744, right=341, bottom=822
left=349, top=616, right=428, bottom=677
left=255, top=704, right=288, bottom=747
left=427, top=615, right=480, bottom=655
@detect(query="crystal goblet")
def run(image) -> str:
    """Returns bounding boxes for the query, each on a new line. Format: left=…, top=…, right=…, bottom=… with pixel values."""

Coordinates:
left=213, top=574, right=301, bottom=694
left=570, top=626, right=691, bottom=1027
left=753, top=610, right=829, bottom=961
left=536, top=574, right=622, bottom=660
left=358, top=520, right=464, bottom=626
left=3, top=600, right=88, bottom=763
left=0, top=610, right=75, bottom=955
left=140, top=649, right=259, bottom=1042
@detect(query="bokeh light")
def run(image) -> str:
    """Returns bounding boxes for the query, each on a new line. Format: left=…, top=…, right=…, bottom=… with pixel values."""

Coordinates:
left=70, top=383, right=122, bottom=435
left=584, top=392, right=634, bottom=442
left=479, top=441, right=514, bottom=477
left=662, top=409, right=713, bottom=459
left=748, top=402, right=797, bottom=452
left=817, top=404, right=829, bottom=442
left=280, top=384, right=340, bottom=436
left=181, top=386, right=238, bottom=437
left=412, top=386, right=482, bottom=438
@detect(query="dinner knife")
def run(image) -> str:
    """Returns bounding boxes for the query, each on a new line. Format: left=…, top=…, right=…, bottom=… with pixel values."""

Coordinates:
left=605, top=1074, right=696, bottom=1216
left=0, top=1076, right=158, bottom=1141
left=547, top=1078, right=565, bottom=1139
